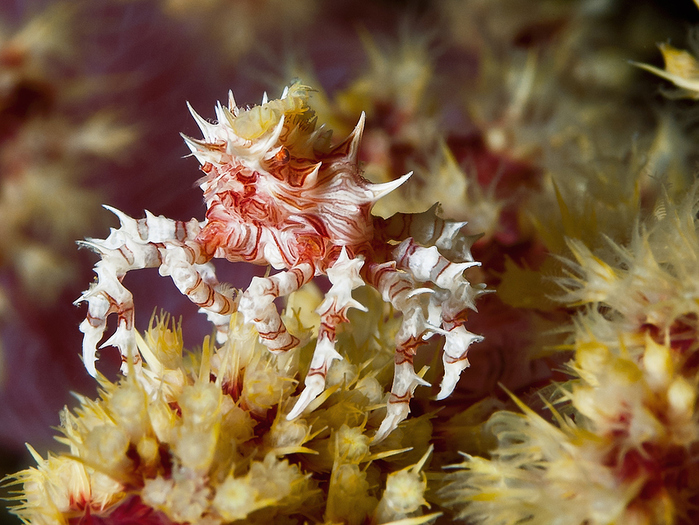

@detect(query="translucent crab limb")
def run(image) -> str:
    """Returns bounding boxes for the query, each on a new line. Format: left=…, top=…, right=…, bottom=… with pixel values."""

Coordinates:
left=238, top=262, right=315, bottom=352
left=287, top=248, right=367, bottom=419
left=78, top=255, right=139, bottom=377
left=190, top=261, right=235, bottom=343
left=367, top=261, right=434, bottom=442
left=394, top=237, right=487, bottom=399
left=394, top=238, right=482, bottom=305
left=76, top=207, right=236, bottom=376
left=380, top=204, right=482, bottom=263
left=437, top=323, right=484, bottom=399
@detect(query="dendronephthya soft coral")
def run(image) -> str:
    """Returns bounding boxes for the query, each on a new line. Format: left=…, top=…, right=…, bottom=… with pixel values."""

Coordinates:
left=440, top=183, right=699, bottom=524
left=5, top=286, right=441, bottom=523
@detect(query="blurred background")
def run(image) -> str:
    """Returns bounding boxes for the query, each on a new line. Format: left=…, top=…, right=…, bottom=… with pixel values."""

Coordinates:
left=0, top=0, right=697, bottom=522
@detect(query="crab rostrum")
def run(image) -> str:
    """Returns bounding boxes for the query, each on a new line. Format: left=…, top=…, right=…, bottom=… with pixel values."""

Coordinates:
left=77, top=82, right=488, bottom=441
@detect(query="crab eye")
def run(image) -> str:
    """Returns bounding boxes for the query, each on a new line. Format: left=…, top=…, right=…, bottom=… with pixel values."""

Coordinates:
left=274, top=146, right=290, bottom=164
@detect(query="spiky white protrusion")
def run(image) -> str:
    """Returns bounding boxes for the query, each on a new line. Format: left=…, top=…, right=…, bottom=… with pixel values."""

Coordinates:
left=227, top=90, right=236, bottom=111
left=76, top=207, right=235, bottom=378
left=238, top=263, right=315, bottom=352
left=374, top=363, right=431, bottom=443
left=187, top=102, right=216, bottom=142
left=437, top=326, right=484, bottom=400
left=287, top=248, right=367, bottom=420
left=346, top=112, right=365, bottom=164
left=368, top=172, right=413, bottom=202
left=323, top=248, right=367, bottom=311
left=257, top=115, right=286, bottom=161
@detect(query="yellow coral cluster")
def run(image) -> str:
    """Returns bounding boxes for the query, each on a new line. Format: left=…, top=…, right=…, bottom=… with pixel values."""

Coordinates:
left=441, top=187, right=699, bottom=524
left=6, top=286, right=439, bottom=524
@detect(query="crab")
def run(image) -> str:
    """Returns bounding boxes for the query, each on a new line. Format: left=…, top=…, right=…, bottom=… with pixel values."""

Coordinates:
left=77, top=82, right=488, bottom=441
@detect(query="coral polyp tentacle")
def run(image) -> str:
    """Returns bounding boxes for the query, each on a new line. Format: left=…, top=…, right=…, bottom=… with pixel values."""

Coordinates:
left=77, top=81, right=486, bottom=441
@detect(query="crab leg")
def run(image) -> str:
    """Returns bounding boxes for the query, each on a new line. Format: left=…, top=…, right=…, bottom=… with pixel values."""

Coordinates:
left=394, top=238, right=486, bottom=400
left=366, top=260, right=433, bottom=442
left=378, top=204, right=482, bottom=263
left=238, top=262, right=315, bottom=352
left=77, top=207, right=236, bottom=376
left=287, top=248, right=367, bottom=419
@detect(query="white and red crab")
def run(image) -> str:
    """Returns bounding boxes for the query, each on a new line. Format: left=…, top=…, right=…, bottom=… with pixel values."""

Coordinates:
left=77, top=82, right=487, bottom=441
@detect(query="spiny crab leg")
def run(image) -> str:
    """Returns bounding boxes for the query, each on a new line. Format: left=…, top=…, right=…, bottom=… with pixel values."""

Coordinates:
left=367, top=261, right=434, bottom=443
left=190, top=262, right=235, bottom=344
left=394, top=237, right=487, bottom=400
left=76, top=207, right=236, bottom=376
left=380, top=203, right=482, bottom=263
left=287, top=248, right=367, bottom=420
left=238, top=262, right=315, bottom=352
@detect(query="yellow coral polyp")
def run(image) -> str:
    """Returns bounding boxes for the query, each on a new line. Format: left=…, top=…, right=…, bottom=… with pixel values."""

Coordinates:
left=144, top=313, right=184, bottom=370
left=666, top=376, right=696, bottom=429
left=333, top=424, right=371, bottom=463
left=375, top=445, right=433, bottom=522
left=213, top=453, right=315, bottom=521
left=173, top=425, right=219, bottom=473
left=142, top=473, right=210, bottom=523
left=380, top=469, right=427, bottom=513
left=560, top=238, right=619, bottom=305
left=326, top=463, right=375, bottom=525
left=265, top=415, right=313, bottom=454
left=643, top=335, right=675, bottom=390
left=178, top=381, right=222, bottom=426
left=232, top=104, right=281, bottom=140
left=241, top=364, right=295, bottom=413
left=231, top=83, right=312, bottom=140
left=212, top=476, right=262, bottom=521
left=8, top=447, right=124, bottom=525
left=108, top=379, right=150, bottom=441
left=83, top=425, right=131, bottom=478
